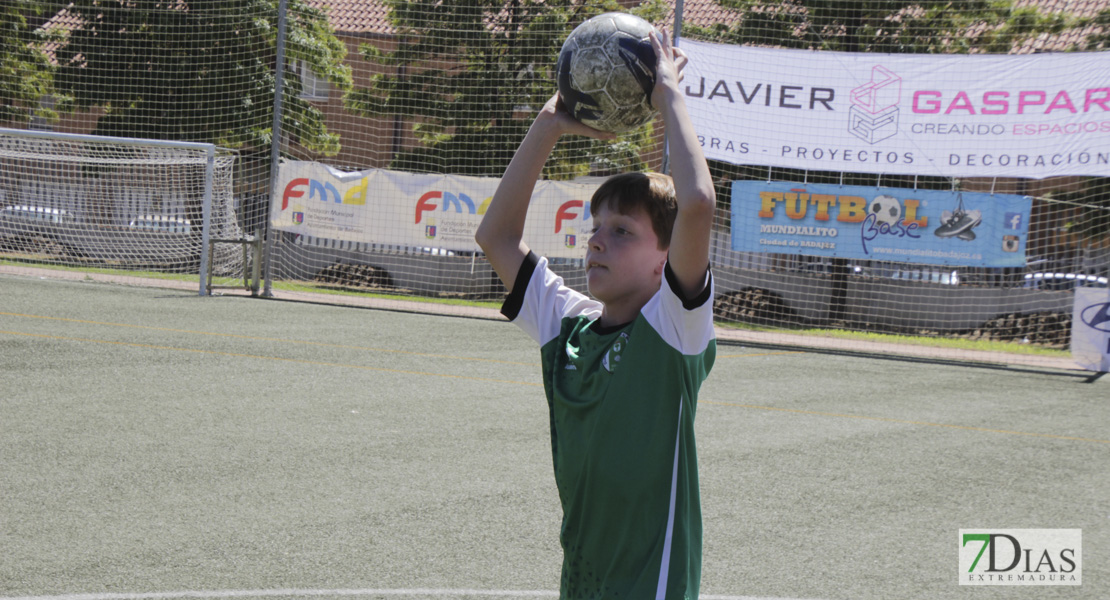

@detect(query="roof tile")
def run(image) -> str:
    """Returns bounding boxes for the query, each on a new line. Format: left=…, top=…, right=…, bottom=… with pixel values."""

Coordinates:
left=307, top=0, right=393, bottom=35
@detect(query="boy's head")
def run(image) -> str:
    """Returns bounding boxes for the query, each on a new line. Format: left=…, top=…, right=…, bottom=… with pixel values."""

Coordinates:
left=584, top=172, right=677, bottom=315
left=589, top=172, right=677, bottom=250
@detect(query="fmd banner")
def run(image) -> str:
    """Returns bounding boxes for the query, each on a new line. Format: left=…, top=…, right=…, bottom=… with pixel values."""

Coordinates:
left=731, top=181, right=1032, bottom=268
left=681, top=39, right=1110, bottom=178
left=270, top=161, right=598, bottom=258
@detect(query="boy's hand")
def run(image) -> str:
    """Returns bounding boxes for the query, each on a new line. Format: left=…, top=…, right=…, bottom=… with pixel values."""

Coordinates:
left=539, top=94, right=618, bottom=141
left=649, top=26, right=687, bottom=110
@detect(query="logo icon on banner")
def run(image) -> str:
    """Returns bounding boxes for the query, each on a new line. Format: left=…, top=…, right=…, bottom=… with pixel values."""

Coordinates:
left=425, top=225, right=437, bottom=239
left=292, top=211, right=304, bottom=225
left=415, top=190, right=477, bottom=224
left=565, top=234, right=577, bottom=248
left=1081, top=302, right=1110, bottom=332
left=1002, top=235, right=1019, bottom=252
left=934, top=193, right=982, bottom=241
left=555, top=199, right=589, bottom=233
left=848, top=65, right=901, bottom=144
left=1004, top=212, right=1024, bottom=230
left=867, top=194, right=902, bottom=225
left=280, top=176, right=364, bottom=211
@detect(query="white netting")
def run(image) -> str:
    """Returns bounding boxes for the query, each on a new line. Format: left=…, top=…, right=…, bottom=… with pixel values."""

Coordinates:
left=0, top=130, right=241, bottom=277
left=1, top=0, right=1108, bottom=366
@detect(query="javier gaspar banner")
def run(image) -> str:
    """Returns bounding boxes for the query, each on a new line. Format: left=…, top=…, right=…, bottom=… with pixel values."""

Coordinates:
left=680, top=38, right=1110, bottom=178
left=271, top=161, right=598, bottom=259
left=732, top=181, right=1033, bottom=268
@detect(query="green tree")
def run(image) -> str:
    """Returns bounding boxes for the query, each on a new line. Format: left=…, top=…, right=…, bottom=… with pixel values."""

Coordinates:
left=346, top=0, right=668, bottom=179
left=691, top=0, right=1070, bottom=53
left=0, top=1, right=57, bottom=126
left=53, top=0, right=352, bottom=154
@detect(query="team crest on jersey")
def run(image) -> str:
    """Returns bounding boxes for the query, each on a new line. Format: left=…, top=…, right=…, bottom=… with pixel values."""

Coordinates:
left=601, top=332, right=630, bottom=373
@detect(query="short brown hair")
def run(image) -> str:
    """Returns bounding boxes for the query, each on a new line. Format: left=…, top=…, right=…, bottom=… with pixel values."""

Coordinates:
left=589, top=172, right=677, bottom=249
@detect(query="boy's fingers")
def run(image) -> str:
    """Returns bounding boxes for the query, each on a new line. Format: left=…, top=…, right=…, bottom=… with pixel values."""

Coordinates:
left=553, top=97, right=617, bottom=140
left=674, top=48, right=688, bottom=73
left=653, top=26, right=673, bottom=59
left=649, top=27, right=663, bottom=56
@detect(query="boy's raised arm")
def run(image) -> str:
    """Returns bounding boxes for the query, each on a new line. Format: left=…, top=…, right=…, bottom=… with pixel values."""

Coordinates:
left=476, top=96, right=614, bottom=292
left=651, top=29, right=717, bottom=300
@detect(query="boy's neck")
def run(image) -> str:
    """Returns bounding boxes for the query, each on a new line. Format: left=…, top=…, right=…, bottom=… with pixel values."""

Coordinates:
left=598, top=293, right=650, bottom=328
left=595, top=271, right=664, bottom=328
left=597, top=307, right=635, bottom=329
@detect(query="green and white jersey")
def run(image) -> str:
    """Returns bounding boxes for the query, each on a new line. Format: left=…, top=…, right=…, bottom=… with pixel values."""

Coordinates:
left=502, top=252, right=716, bottom=600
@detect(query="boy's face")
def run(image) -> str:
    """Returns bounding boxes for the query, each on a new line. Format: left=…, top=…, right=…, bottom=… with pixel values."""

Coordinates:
left=585, top=203, right=667, bottom=310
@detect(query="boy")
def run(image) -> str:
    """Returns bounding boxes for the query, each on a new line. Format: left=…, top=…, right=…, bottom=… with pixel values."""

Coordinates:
left=475, top=27, right=716, bottom=600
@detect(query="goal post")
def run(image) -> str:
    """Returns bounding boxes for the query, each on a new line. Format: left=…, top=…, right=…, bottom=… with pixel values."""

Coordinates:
left=0, top=128, right=243, bottom=295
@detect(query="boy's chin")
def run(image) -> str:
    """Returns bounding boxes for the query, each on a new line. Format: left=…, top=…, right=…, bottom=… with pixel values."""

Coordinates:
left=585, top=271, right=611, bottom=301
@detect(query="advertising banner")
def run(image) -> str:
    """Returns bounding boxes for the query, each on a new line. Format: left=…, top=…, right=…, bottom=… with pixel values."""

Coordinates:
left=270, top=162, right=598, bottom=258
left=731, top=181, right=1033, bottom=267
left=680, top=39, right=1110, bottom=178
left=1072, top=287, right=1110, bottom=372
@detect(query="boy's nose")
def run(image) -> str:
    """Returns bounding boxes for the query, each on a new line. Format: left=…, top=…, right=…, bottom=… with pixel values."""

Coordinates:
left=588, top=231, right=603, bottom=251
left=586, top=231, right=603, bottom=250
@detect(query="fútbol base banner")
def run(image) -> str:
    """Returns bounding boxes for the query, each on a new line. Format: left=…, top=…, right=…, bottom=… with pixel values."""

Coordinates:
left=732, top=180, right=1032, bottom=268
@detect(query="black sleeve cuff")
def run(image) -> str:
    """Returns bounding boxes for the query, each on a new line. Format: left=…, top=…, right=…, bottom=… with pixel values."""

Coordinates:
left=500, top=251, right=539, bottom=321
left=664, top=262, right=713, bottom=311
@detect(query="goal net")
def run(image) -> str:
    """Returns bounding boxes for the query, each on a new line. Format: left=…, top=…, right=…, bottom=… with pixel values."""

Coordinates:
left=0, top=129, right=243, bottom=293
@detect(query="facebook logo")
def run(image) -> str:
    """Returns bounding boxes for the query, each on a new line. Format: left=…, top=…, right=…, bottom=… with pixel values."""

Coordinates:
left=1004, top=212, right=1024, bottom=230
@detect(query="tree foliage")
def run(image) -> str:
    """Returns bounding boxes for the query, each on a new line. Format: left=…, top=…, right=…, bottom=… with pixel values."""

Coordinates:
left=694, top=0, right=1071, bottom=53
left=347, top=0, right=668, bottom=178
left=53, top=0, right=351, bottom=154
left=0, top=1, right=57, bottom=125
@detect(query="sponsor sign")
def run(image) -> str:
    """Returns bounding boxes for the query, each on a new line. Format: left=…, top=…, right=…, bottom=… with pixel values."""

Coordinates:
left=1072, top=286, right=1110, bottom=371
left=731, top=181, right=1032, bottom=267
left=681, top=39, right=1110, bottom=177
left=270, top=162, right=597, bottom=258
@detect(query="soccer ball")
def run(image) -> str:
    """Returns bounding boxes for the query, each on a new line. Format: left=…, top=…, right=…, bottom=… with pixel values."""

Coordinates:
left=556, top=12, right=659, bottom=133
left=868, top=195, right=903, bottom=226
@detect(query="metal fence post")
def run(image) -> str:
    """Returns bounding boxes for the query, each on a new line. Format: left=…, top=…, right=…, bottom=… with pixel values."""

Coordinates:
left=661, top=0, right=683, bottom=175
left=262, top=0, right=288, bottom=298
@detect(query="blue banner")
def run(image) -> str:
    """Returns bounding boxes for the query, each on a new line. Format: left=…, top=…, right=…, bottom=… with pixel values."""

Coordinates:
left=731, top=181, right=1032, bottom=267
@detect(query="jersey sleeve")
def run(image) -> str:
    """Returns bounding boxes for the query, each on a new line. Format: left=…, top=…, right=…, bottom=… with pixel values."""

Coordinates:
left=640, top=262, right=716, bottom=356
left=501, top=251, right=603, bottom=347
